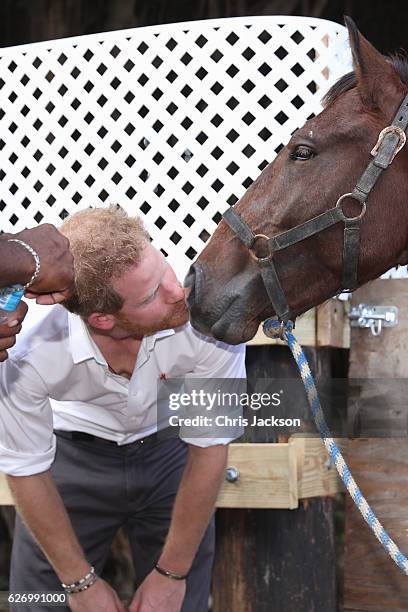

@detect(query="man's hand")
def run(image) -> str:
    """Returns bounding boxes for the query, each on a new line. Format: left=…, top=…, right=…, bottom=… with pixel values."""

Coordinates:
left=129, top=570, right=186, bottom=612
left=0, top=301, right=28, bottom=362
left=14, top=224, right=75, bottom=304
left=68, top=578, right=126, bottom=612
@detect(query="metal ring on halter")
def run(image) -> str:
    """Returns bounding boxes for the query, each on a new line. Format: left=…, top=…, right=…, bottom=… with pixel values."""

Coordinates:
left=248, top=234, right=271, bottom=262
left=335, top=192, right=367, bottom=222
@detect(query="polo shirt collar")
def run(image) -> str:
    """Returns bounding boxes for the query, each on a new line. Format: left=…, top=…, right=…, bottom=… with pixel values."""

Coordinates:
left=145, top=328, right=175, bottom=351
left=68, top=313, right=176, bottom=364
left=68, top=313, right=107, bottom=366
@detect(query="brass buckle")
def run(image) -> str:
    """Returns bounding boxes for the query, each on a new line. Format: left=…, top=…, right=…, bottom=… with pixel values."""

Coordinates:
left=371, top=125, right=406, bottom=163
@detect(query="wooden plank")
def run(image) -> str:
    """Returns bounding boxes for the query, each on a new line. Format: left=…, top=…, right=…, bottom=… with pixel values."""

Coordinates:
left=316, top=299, right=350, bottom=348
left=344, top=279, right=408, bottom=611
left=0, top=473, right=12, bottom=505
left=0, top=438, right=345, bottom=509
left=348, top=279, right=408, bottom=378
left=216, top=438, right=345, bottom=509
left=213, top=345, right=342, bottom=612
left=344, top=439, right=408, bottom=611
left=216, top=442, right=298, bottom=509
left=291, top=434, right=347, bottom=499
left=212, top=498, right=337, bottom=612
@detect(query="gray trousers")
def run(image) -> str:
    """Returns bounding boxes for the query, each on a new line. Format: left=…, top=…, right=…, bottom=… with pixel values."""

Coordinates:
left=10, top=432, right=215, bottom=611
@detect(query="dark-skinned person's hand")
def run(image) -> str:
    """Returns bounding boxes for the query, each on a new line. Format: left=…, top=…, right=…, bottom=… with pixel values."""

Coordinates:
left=2, top=224, right=74, bottom=305
left=0, top=301, right=28, bottom=362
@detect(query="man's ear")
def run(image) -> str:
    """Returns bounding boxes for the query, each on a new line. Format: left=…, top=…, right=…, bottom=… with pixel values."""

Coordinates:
left=87, top=312, right=116, bottom=331
left=345, top=15, right=406, bottom=120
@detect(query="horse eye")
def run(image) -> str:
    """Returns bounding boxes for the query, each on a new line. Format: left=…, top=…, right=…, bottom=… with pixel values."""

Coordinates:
left=290, top=145, right=314, bottom=160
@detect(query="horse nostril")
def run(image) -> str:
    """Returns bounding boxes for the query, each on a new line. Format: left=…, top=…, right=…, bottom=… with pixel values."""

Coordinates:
left=184, top=263, right=204, bottom=309
left=184, top=265, right=196, bottom=308
left=184, top=265, right=195, bottom=288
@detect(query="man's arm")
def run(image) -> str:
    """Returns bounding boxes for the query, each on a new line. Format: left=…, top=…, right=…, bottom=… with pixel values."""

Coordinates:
left=129, top=443, right=228, bottom=612
left=7, top=471, right=125, bottom=612
left=0, top=355, right=124, bottom=611
left=129, top=332, right=245, bottom=611
left=7, top=471, right=90, bottom=582
left=158, top=443, right=227, bottom=574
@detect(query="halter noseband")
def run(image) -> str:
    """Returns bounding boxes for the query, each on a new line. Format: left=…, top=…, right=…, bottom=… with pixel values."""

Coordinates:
left=223, top=92, right=408, bottom=324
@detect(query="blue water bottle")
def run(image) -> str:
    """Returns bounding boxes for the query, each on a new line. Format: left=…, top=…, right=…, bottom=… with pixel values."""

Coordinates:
left=0, top=286, right=25, bottom=324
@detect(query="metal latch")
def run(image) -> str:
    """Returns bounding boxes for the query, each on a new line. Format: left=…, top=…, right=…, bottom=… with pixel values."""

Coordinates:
left=348, top=304, right=398, bottom=336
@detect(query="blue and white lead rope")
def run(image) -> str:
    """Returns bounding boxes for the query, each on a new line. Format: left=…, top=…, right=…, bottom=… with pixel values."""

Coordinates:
left=263, top=317, right=408, bottom=576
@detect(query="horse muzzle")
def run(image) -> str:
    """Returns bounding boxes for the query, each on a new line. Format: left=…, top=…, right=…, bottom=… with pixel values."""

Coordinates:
left=184, top=262, right=264, bottom=343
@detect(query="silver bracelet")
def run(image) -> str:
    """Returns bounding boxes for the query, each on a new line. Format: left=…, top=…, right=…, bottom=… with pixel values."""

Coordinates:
left=61, top=566, right=98, bottom=594
left=7, top=238, right=41, bottom=290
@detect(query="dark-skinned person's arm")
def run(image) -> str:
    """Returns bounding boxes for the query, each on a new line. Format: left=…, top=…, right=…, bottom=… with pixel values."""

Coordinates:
left=0, top=224, right=74, bottom=361
left=0, top=301, right=27, bottom=362
left=129, top=444, right=228, bottom=612
left=0, top=224, right=74, bottom=304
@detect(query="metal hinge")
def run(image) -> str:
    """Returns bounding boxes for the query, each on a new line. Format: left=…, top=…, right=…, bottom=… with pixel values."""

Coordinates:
left=348, top=304, right=398, bottom=336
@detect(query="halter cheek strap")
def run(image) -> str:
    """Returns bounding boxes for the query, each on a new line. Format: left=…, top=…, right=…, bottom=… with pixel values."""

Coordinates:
left=222, top=91, right=408, bottom=322
left=223, top=207, right=291, bottom=322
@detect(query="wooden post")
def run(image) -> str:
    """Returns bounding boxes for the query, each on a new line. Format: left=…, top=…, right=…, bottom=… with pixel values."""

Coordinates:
left=212, top=343, right=348, bottom=611
left=344, top=279, right=408, bottom=610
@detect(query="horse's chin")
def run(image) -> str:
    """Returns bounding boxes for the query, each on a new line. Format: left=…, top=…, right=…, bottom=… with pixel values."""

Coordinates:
left=191, top=311, right=261, bottom=344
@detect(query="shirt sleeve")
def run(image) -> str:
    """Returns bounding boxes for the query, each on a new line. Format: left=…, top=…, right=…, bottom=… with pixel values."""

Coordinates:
left=179, top=330, right=246, bottom=448
left=0, top=357, right=56, bottom=476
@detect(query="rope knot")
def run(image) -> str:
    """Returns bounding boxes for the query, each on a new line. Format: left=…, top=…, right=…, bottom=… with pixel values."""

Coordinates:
left=263, top=317, right=294, bottom=340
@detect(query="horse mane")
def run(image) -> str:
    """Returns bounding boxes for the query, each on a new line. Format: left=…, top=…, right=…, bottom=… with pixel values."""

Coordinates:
left=322, top=53, right=408, bottom=107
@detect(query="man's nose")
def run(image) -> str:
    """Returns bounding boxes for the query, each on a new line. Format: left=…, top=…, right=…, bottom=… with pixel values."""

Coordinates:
left=162, top=278, right=186, bottom=303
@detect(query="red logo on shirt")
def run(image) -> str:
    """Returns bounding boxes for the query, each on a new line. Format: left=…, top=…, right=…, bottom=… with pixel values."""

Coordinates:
left=159, top=372, right=167, bottom=380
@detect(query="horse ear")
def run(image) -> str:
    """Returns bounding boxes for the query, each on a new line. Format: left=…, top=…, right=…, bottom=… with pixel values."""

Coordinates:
left=344, top=16, right=405, bottom=118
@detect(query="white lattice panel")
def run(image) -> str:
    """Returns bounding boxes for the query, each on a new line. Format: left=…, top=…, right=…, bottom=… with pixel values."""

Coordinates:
left=0, top=16, right=351, bottom=278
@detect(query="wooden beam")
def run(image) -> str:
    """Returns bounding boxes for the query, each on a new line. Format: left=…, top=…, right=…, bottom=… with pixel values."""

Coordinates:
left=216, top=435, right=345, bottom=509
left=0, top=436, right=345, bottom=508
left=0, top=474, right=12, bottom=505
left=345, top=279, right=408, bottom=610
left=316, top=299, right=350, bottom=348
left=344, top=439, right=408, bottom=610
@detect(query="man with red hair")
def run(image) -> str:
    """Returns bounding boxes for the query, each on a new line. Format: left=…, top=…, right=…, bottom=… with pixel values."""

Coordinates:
left=0, top=205, right=245, bottom=612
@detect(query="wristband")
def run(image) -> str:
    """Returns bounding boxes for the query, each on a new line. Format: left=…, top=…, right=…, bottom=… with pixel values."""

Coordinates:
left=61, top=566, right=98, bottom=594
left=154, top=562, right=188, bottom=580
left=7, top=238, right=41, bottom=290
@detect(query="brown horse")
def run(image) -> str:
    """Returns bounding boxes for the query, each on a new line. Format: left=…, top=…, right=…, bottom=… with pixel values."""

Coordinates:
left=185, top=18, right=408, bottom=344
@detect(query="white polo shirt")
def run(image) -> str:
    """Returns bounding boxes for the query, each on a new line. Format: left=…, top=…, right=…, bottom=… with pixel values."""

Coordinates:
left=0, top=305, right=246, bottom=476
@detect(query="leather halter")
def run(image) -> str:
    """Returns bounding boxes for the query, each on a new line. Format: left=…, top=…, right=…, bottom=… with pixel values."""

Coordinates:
left=223, top=92, right=408, bottom=323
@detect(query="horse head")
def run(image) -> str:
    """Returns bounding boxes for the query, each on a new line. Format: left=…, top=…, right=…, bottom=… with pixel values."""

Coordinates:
left=185, top=17, right=408, bottom=344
